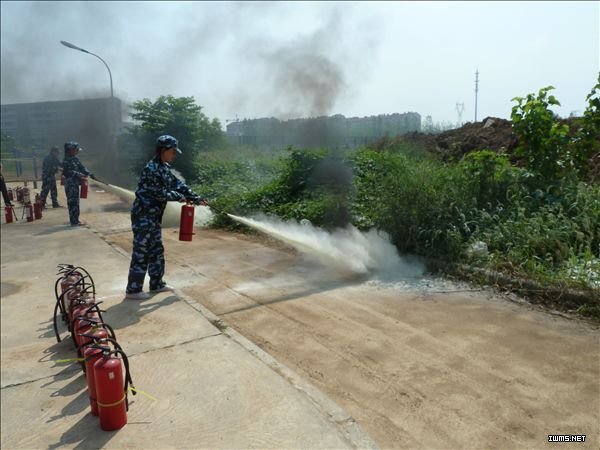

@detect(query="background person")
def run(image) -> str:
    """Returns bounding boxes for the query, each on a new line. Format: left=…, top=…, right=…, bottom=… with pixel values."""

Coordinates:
left=125, top=135, right=207, bottom=300
left=62, top=141, right=95, bottom=226
left=0, top=163, right=12, bottom=208
left=40, top=146, right=63, bottom=209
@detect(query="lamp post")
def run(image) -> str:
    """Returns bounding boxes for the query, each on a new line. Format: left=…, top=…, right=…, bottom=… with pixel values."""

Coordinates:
left=60, top=40, right=113, bottom=98
left=60, top=40, right=119, bottom=174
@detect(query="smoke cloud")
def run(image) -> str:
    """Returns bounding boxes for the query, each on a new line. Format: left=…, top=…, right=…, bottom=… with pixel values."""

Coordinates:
left=1, top=2, right=379, bottom=122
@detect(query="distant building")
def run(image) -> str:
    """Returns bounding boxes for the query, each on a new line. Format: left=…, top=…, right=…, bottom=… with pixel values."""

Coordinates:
left=226, top=112, right=421, bottom=150
left=1, top=97, right=126, bottom=181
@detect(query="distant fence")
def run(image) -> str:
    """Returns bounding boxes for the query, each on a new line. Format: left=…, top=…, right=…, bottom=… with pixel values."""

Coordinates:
left=1, top=157, right=41, bottom=185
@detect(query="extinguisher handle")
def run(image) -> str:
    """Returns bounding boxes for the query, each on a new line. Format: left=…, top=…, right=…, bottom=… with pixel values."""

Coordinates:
left=77, top=322, right=117, bottom=346
left=75, top=316, right=101, bottom=325
left=83, top=302, right=106, bottom=324
left=81, top=335, right=122, bottom=352
left=56, top=264, right=76, bottom=275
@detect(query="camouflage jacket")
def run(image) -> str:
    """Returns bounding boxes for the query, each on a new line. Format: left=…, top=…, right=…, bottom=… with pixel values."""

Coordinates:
left=62, top=155, right=92, bottom=180
left=131, top=156, right=197, bottom=221
left=42, top=154, right=62, bottom=178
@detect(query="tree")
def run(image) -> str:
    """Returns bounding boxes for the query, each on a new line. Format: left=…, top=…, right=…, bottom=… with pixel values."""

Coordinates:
left=511, top=86, right=570, bottom=182
left=572, top=73, right=600, bottom=181
left=123, top=95, right=224, bottom=181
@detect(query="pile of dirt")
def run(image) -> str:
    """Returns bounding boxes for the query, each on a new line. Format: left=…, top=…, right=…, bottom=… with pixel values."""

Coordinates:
left=377, top=117, right=598, bottom=182
left=395, top=117, right=517, bottom=161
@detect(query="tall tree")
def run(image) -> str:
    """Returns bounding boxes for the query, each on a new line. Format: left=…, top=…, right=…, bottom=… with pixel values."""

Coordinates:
left=123, top=95, right=224, bottom=181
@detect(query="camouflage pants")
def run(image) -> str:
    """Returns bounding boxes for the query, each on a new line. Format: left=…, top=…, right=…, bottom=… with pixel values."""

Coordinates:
left=64, top=178, right=80, bottom=225
left=40, top=175, right=58, bottom=206
left=126, top=218, right=165, bottom=293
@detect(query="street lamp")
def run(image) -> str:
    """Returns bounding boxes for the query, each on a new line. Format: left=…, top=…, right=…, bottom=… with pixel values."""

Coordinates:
left=60, top=40, right=113, bottom=98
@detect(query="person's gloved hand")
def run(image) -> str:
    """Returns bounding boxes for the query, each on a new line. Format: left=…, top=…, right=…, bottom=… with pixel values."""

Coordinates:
left=171, top=191, right=186, bottom=202
left=188, top=195, right=208, bottom=206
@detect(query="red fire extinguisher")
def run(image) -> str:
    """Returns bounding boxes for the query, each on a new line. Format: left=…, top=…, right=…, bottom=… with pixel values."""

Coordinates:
left=24, top=203, right=34, bottom=222
left=83, top=338, right=123, bottom=416
left=22, top=187, right=31, bottom=204
left=94, top=347, right=135, bottom=431
left=179, top=203, right=195, bottom=241
left=4, top=206, right=16, bottom=224
left=84, top=345, right=105, bottom=416
left=60, top=174, right=65, bottom=186
left=80, top=177, right=88, bottom=199
left=33, top=193, right=42, bottom=220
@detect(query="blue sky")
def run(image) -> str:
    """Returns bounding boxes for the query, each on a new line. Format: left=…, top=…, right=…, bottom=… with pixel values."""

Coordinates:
left=1, top=1, right=598, bottom=127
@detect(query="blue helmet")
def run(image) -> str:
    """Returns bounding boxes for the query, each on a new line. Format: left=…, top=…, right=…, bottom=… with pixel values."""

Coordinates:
left=64, top=141, right=81, bottom=152
left=156, top=135, right=182, bottom=154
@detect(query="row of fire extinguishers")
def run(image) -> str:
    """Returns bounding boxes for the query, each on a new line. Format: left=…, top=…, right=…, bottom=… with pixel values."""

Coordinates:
left=53, top=264, right=136, bottom=431
left=4, top=184, right=43, bottom=224
left=5, top=175, right=89, bottom=224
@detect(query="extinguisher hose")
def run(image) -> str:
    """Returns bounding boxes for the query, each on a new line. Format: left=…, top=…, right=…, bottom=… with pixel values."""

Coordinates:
left=56, top=284, right=91, bottom=339
left=53, top=288, right=75, bottom=342
left=52, top=296, right=64, bottom=343
left=114, top=348, right=135, bottom=411
left=59, top=266, right=96, bottom=296
left=53, top=276, right=63, bottom=301
left=73, top=267, right=96, bottom=296
left=83, top=300, right=105, bottom=324
left=54, top=272, right=95, bottom=302
left=69, top=273, right=96, bottom=297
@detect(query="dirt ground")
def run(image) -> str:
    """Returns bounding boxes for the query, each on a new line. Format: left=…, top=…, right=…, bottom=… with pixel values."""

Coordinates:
left=82, top=192, right=599, bottom=450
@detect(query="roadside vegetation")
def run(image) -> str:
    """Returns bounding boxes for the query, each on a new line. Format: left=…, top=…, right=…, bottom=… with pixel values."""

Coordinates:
left=120, top=76, right=600, bottom=317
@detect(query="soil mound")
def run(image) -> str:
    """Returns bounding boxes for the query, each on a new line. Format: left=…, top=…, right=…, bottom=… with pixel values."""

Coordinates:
left=376, top=117, right=598, bottom=182
left=394, top=117, right=516, bottom=161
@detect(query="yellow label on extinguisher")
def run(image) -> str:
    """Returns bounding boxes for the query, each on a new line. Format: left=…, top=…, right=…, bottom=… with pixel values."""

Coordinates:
left=108, top=371, right=115, bottom=380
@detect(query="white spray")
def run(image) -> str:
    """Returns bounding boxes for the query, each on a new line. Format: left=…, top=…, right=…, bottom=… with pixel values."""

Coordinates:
left=227, top=213, right=424, bottom=278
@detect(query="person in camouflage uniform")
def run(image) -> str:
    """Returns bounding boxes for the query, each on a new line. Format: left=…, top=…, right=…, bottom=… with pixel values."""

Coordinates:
left=125, top=135, right=207, bottom=300
left=40, top=146, right=63, bottom=209
left=62, top=141, right=95, bottom=226
left=0, top=163, right=12, bottom=208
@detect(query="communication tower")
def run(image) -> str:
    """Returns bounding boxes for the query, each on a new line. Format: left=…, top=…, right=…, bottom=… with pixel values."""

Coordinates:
left=455, top=102, right=465, bottom=127
left=474, top=69, right=480, bottom=122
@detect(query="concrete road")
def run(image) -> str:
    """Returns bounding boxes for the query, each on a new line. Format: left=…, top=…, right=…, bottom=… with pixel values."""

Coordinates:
left=90, top=187, right=599, bottom=450
left=1, top=184, right=376, bottom=449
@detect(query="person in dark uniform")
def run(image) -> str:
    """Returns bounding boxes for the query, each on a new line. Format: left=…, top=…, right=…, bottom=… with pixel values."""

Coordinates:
left=0, top=163, right=12, bottom=207
left=62, top=141, right=95, bottom=226
left=125, top=135, right=207, bottom=300
left=40, top=146, right=63, bottom=209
